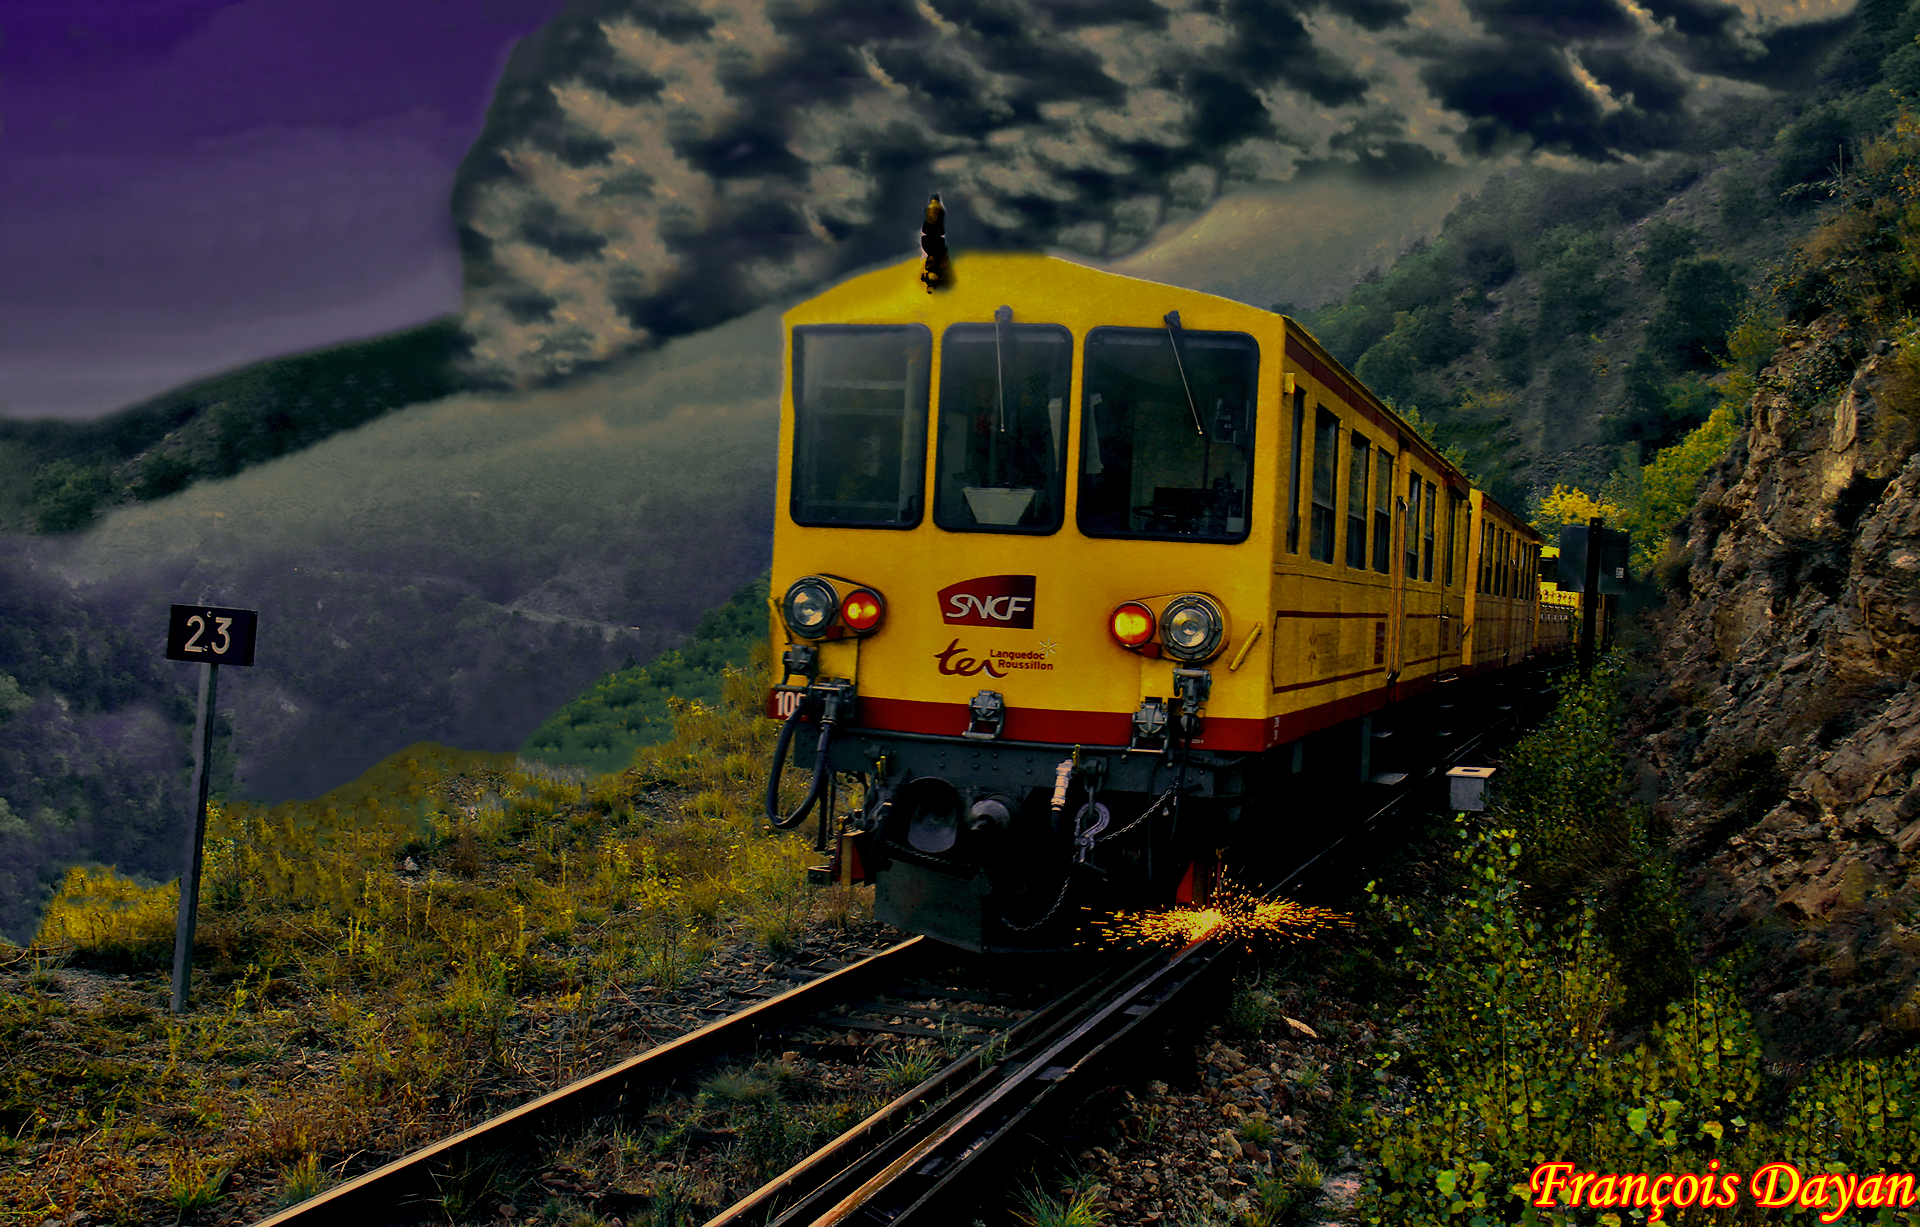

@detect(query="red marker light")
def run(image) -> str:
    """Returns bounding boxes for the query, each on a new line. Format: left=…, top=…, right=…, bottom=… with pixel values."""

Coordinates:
left=842, top=588, right=884, bottom=632
left=1110, top=601, right=1155, bottom=648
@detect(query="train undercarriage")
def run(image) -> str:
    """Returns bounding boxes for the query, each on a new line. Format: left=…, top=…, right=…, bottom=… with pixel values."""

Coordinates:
left=783, top=668, right=1555, bottom=952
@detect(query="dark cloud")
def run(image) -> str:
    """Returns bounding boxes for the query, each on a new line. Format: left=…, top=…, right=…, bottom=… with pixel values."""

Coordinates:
left=1314, top=0, right=1415, bottom=33
left=1422, top=41, right=1624, bottom=159
left=452, top=0, right=1862, bottom=386
left=1224, top=0, right=1371, bottom=105
left=1412, top=0, right=1779, bottom=161
left=1463, top=0, right=1639, bottom=41
left=1639, top=0, right=1854, bottom=89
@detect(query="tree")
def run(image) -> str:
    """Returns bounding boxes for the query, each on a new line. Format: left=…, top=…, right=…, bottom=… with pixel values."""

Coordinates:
left=29, top=460, right=110, bottom=534
left=1532, top=485, right=1625, bottom=535
left=1624, top=402, right=1743, bottom=573
left=1649, top=257, right=1746, bottom=368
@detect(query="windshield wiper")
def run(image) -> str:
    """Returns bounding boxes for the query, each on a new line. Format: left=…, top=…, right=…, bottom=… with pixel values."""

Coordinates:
left=1163, top=310, right=1205, bottom=438
left=994, top=304, right=1013, bottom=435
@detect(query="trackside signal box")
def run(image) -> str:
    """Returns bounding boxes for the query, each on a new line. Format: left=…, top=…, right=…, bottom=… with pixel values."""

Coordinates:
left=1447, top=766, right=1496, bottom=812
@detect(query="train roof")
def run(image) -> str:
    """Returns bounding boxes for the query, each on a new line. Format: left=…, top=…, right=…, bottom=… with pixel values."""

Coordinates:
left=1473, top=487, right=1542, bottom=542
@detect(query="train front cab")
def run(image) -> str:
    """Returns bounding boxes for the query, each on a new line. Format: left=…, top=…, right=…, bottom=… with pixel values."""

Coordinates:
left=767, top=252, right=1487, bottom=950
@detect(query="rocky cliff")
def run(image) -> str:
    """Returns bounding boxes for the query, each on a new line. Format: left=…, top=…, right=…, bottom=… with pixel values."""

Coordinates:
left=1637, top=311, right=1920, bottom=1063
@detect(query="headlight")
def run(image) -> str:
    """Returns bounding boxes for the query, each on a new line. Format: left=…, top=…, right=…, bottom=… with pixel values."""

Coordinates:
left=1110, top=601, right=1156, bottom=649
left=782, top=577, right=839, bottom=639
left=841, top=587, right=885, bottom=633
left=1161, top=594, right=1225, bottom=662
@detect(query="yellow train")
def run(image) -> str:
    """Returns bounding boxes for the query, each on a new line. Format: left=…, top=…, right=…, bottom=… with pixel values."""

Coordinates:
left=764, top=238, right=1553, bottom=949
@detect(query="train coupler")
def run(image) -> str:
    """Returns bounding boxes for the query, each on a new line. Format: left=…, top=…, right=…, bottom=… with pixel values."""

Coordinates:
left=1173, top=667, right=1211, bottom=737
left=1130, top=697, right=1170, bottom=749
left=963, top=689, right=1005, bottom=739
left=1072, top=801, right=1111, bottom=868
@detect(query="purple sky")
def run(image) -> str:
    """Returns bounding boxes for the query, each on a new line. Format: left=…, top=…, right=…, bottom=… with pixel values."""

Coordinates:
left=0, top=0, right=566, bottom=421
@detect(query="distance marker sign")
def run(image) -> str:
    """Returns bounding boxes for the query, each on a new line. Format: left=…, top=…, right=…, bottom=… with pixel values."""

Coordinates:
left=164, top=602, right=256, bottom=1013
left=166, top=605, right=258, bottom=666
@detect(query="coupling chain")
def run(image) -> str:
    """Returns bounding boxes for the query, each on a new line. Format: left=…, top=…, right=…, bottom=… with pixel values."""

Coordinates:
left=1094, top=782, right=1184, bottom=844
left=996, top=873, right=1075, bottom=933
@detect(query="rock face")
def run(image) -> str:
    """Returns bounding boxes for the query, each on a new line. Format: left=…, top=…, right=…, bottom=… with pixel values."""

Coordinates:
left=1637, top=312, right=1920, bottom=1061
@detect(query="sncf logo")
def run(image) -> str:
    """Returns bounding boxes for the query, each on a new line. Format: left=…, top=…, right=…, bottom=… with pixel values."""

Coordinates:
left=938, top=575, right=1037, bottom=628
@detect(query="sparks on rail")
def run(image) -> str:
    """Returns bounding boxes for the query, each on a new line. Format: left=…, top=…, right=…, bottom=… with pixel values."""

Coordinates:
left=1089, top=879, right=1351, bottom=948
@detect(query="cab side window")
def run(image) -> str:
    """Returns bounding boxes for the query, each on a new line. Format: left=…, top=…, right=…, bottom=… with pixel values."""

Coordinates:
left=1310, top=408, right=1338, bottom=563
left=1372, top=449, right=1392, bottom=573
left=1422, top=480, right=1437, bottom=582
left=1346, top=433, right=1370, bottom=569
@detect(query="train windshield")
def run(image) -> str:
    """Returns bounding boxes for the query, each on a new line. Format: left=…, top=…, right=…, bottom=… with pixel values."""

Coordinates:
left=1077, top=326, right=1257, bottom=542
left=934, top=321, right=1072, bottom=533
left=789, top=325, right=931, bottom=528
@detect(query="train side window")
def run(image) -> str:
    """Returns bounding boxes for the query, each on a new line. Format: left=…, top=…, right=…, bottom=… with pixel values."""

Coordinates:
left=1423, top=480, right=1437, bottom=582
left=789, top=324, right=931, bottom=528
left=1372, top=448, right=1392, bottom=573
left=1404, top=473, right=1422, bottom=579
left=934, top=321, right=1072, bottom=534
left=1078, top=326, right=1258, bottom=542
left=1309, top=408, right=1338, bottom=562
left=1346, top=432, right=1369, bottom=569
left=1286, top=386, right=1305, bottom=553
left=1444, top=491, right=1462, bottom=587
left=1480, top=521, right=1493, bottom=593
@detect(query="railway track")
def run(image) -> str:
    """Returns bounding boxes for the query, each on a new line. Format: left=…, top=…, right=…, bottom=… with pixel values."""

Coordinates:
left=254, top=672, right=1560, bottom=1227
left=250, top=933, right=1190, bottom=1226
left=250, top=931, right=1235, bottom=1227
left=711, top=931, right=1232, bottom=1225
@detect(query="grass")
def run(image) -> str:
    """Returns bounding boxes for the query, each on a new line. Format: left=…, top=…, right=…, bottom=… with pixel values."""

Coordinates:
left=1013, top=1179, right=1106, bottom=1226
left=0, top=658, right=872, bottom=1224
left=878, top=1045, right=941, bottom=1091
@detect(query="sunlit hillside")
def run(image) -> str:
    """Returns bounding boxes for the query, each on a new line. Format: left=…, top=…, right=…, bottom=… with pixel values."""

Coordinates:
left=38, top=301, right=785, bottom=806
left=0, top=301, right=790, bottom=943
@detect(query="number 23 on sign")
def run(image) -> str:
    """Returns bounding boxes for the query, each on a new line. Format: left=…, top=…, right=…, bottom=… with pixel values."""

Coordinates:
left=165, top=605, right=258, bottom=666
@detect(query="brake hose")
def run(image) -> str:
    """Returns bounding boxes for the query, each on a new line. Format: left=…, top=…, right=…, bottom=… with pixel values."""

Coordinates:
left=765, top=697, right=837, bottom=830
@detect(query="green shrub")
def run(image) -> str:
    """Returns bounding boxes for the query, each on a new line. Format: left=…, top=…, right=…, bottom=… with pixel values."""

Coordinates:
left=520, top=576, right=768, bottom=773
left=1623, top=402, right=1742, bottom=574
left=1650, top=257, right=1747, bottom=369
left=29, top=459, right=111, bottom=533
left=1364, top=820, right=1762, bottom=1224
left=1359, top=663, right=1920, bottom=1225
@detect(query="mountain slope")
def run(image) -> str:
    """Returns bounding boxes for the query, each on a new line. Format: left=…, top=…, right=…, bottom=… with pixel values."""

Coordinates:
left=0, top=301, right=786, bottom=942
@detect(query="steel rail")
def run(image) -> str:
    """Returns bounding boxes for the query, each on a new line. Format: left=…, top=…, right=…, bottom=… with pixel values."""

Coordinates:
left=743, top=931, right=1231, bottom=1226
left=250, top=937, right=929, bottom=1226
left=703, top=954, right=1146, bottom=1226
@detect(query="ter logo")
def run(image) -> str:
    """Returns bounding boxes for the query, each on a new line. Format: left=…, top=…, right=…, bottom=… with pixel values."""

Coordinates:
left=938, top=575, right=1036, bottom=629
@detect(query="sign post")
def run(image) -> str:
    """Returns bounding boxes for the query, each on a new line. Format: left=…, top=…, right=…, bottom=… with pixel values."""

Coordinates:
left=164, top=604, right=257, bottom=1014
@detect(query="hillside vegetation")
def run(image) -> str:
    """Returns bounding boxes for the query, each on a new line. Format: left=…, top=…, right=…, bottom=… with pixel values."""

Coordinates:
left=3, top=670, right=864, bottom=1224
left=0, top=320, right=467, bottom=535
left=1361, top=663, right=1920, bottom=1225
left=1297, top=0, right=1920, bottom=516
left=520, top=577, right=768, bottom=776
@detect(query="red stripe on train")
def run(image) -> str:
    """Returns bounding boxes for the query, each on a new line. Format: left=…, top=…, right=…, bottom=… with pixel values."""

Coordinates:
left=766, top=684, right=1465, bottom=754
